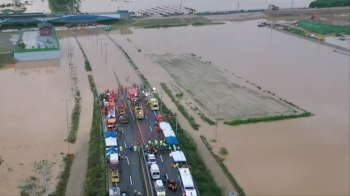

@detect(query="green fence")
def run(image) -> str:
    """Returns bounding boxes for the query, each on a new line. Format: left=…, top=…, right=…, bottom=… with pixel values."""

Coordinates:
left=14, top=30, right=60, bottom=53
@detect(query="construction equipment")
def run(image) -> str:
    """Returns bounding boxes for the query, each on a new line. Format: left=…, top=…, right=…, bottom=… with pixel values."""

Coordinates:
left=268, top=5, right=279, bottom=10
left=148, top=98, right=159, bottom=111
left=119, top=114, right=129, bottom=124
left=128, top=88, right=144, bottom=120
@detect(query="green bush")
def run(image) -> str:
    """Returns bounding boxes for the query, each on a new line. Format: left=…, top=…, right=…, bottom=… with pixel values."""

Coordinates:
left=219, top=147, right=228, bottom=156
left=85, top=60, right=92, bottom=72
left=160, top=83, right=200, bottom=130
left=309, top=0, right=350, bottom=8
left=68, top=97, right=81, bottom=143
left=159, top=96, right=222, bottom=195
left=297, top=20, right=350, bottom=35
left=49, top=155, right=74, bottom=196
left=84, top=75, right=106, bottom=195
left=200, top=135, right=246, bottom=196
left=144, top=24, right=188, bottom=29
left=224, top=112, right=313, bottom=125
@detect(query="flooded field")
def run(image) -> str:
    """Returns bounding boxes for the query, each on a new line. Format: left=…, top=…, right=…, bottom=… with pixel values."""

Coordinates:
left=80, top=0, right=313, bottom=13
left=108, top=20, right=350, bottom=195
left=151, top=53, right=301, bottom=121
left=0, top=41, right=72, bottom=195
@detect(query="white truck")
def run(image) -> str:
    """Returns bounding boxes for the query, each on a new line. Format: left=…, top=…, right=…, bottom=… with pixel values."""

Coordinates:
left=147, top=153, right=157, bottom=167
left=150, top=164, right=160, bottom=179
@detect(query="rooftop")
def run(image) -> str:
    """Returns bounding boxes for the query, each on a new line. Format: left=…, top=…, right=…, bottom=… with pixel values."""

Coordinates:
left=20, top=30, right=58, bottom=50
left=37, top=21, right=54, bottom=29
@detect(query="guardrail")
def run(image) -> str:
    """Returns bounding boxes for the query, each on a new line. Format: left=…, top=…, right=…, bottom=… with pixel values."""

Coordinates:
left=140, top=145, right=155, bottom=196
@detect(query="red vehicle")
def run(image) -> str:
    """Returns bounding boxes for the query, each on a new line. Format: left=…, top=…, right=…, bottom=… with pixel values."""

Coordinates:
left=128, top=88, right=137, bottom=100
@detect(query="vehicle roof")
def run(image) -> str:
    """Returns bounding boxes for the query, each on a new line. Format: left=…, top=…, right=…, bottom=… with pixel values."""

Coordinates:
left=150, top=164, right=159, bottom=169
left=179, top=168, right=195, bottom=187
left=148, top=154, right=155, bottom=158
left=155, top=179, right=163, bottom=187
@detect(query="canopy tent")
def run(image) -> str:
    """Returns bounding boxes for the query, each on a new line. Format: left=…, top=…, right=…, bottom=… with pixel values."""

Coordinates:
left=105, top=131, right=117, bottom=138
left=172, top=151, right=186, bottom=162
left=159, top=122, right=172, bottom=131
left=106, top=147, right=118, bottom=157
left=105, top=137, right=117, bottom=147
left=165, top=136, right=179, bottom=145
left=163, top=129, right=176, bottom=138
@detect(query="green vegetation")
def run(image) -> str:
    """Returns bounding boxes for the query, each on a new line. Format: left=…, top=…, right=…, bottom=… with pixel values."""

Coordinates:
left=144, top=24, right=189, bottom=29
left=48, top=0, right=80, bottom=13
left=14, top=46, right=59, bottom=53
left=297, top=20, right=350, bottom=35
left=67, top=96, right=81, bottom=143
left=200, top=114, right=217, bottom=125
left=175, top=92, right=184, bottom=99
left=282, top=25, right=306, bottom=36
left=192, top=22, right=204, bottom=26
left=219, top=147, right=228, bottom=156
left=84, top=75, right=106, bottom=195
left=309, top=0, right=350, bottom=8
left=156, top=93, right=223, bottom=195
left=49, top=156, right=74, bottom=196
left=201, top=135, right=246, bottom=196
left=160, top=83, right=200, bottom=130
left=85, top=60, right=92, bottom=71
left=224, top=112, right=313, bottom=126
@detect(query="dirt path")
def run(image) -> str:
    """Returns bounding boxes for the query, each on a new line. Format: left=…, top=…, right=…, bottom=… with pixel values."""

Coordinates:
left=65, top=36, right=94, bottom=196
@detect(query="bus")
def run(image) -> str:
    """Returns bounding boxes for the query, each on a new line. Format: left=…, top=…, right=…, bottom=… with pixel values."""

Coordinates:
left=178, top=168, right=197, bottom=196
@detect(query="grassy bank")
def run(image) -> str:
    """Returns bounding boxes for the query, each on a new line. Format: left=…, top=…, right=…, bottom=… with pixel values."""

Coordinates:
left=84, top=75, right=106, bottom=195
left=48, top=0, right=80, bottom=13
left=49, top=155, right=74, bottom=196
left=138, top=74, right=222, bottom=194
left=309, top=0, right=350, bottom=8
left=297, top=20, right=350, bottom=35
left=67, top=96, right=81, bottom=143
left=74, top=35, right=92, bottom=72
left=224, top=111, right=313, bottom=125
left=160, top=83, right=200, bottom=130
left=157, top=92, right=222, bottom=195
left=200, top=135, right=246, bottom=196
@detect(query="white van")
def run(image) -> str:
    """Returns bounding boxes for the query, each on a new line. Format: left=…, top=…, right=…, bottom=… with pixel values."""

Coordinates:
left=154, top=179, right=166, bottom=196
left=150, top=164, right=160, bottom=179
left=147, top=153, right=157, bottom=166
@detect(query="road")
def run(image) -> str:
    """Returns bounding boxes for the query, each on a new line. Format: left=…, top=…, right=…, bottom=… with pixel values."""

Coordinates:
left=75, top=31, right=151, bottom=196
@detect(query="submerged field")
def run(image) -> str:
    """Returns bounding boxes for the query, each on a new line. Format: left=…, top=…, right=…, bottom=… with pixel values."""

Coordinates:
left=151, top=54, right=303, bottom=121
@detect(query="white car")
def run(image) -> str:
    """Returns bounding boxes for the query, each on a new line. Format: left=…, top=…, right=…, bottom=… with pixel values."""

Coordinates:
left=147, top=153, right=157, bottom=166
left=154, top=180, right=166, bottom=196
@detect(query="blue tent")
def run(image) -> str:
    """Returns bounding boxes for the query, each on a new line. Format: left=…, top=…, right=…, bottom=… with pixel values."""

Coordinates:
left=106, top=147, right=118, bottom=156
left=165, top=136, right=179, bottom=145
left=105, top=131, right=117, bottom=138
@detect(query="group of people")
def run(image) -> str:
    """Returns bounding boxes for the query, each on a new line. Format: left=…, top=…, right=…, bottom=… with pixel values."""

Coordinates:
left=144, top=139, right=179, bottom=155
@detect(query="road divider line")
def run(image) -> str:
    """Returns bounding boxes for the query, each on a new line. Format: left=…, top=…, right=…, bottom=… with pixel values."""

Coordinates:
left=126, top=156, right=130, bottom=165
left=124, top=141, right=127, bottom=148
left=130, top=176, right=133, bottom=185
left=149, top=126, right=153, bottom=132
left=160, top=155, right=163, bottom=163
left=166, top=173, right=168, bottom=179
left=145, top=115, right=148, bottom=119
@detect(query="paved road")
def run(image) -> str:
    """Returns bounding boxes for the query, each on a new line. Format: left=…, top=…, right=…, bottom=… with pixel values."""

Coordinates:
left=122, top=88, right=183, bottom=196
left=105, top=93, right=149, bottom=196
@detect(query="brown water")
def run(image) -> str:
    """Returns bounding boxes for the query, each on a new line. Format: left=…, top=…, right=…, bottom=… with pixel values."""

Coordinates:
left=0, top=55, right=73, bottom=194
left=105, top=20, right=350, bottom=195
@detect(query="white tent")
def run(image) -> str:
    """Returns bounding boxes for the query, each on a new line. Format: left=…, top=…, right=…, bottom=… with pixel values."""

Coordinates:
left=105, top=137, right=117, bottom=147
left=110, top=153, right=119, bottom=162
left=159, top=122, right=172, bottom=131
left=172, top=151, right=186, bottom=162
left=163, top=129, right=176, bottom=137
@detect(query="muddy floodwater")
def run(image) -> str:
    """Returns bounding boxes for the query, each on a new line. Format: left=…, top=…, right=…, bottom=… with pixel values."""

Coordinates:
left=106, top=20, right=350, bottom=195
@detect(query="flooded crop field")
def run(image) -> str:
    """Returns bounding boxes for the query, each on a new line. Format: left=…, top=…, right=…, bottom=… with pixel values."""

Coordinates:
left=109, top=20, right=349, bottom=195
left=152, top=53, right=301, bottom=121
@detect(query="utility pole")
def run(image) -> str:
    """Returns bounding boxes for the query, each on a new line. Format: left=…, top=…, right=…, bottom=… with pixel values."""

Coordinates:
left=215, top=104, right=219, bottom=146
left=175, top=113, right=178, bottom=135
left=237, top=1, right=240, bottom=11
left=62, top=99, right=71, bottom=155
left=160, top=88, right=163, bottom=112
left=180, top=0, right=183, bottom=12
left=291, top=0, right=294, bottom=8
left=44, top=170, right=48, bottom=196
left=104, top=43, right=108, bottom=67
left=99, top=38, right=103, bottom=58
left=96, top=33, right=99, bottom=52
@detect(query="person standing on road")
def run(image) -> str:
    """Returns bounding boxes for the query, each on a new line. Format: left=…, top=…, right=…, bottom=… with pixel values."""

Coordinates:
left=154, top=139, right=158, bottom=146
left=134, top=144, right=137, bottom=152
left=119, top=145, right=123, bottom=155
